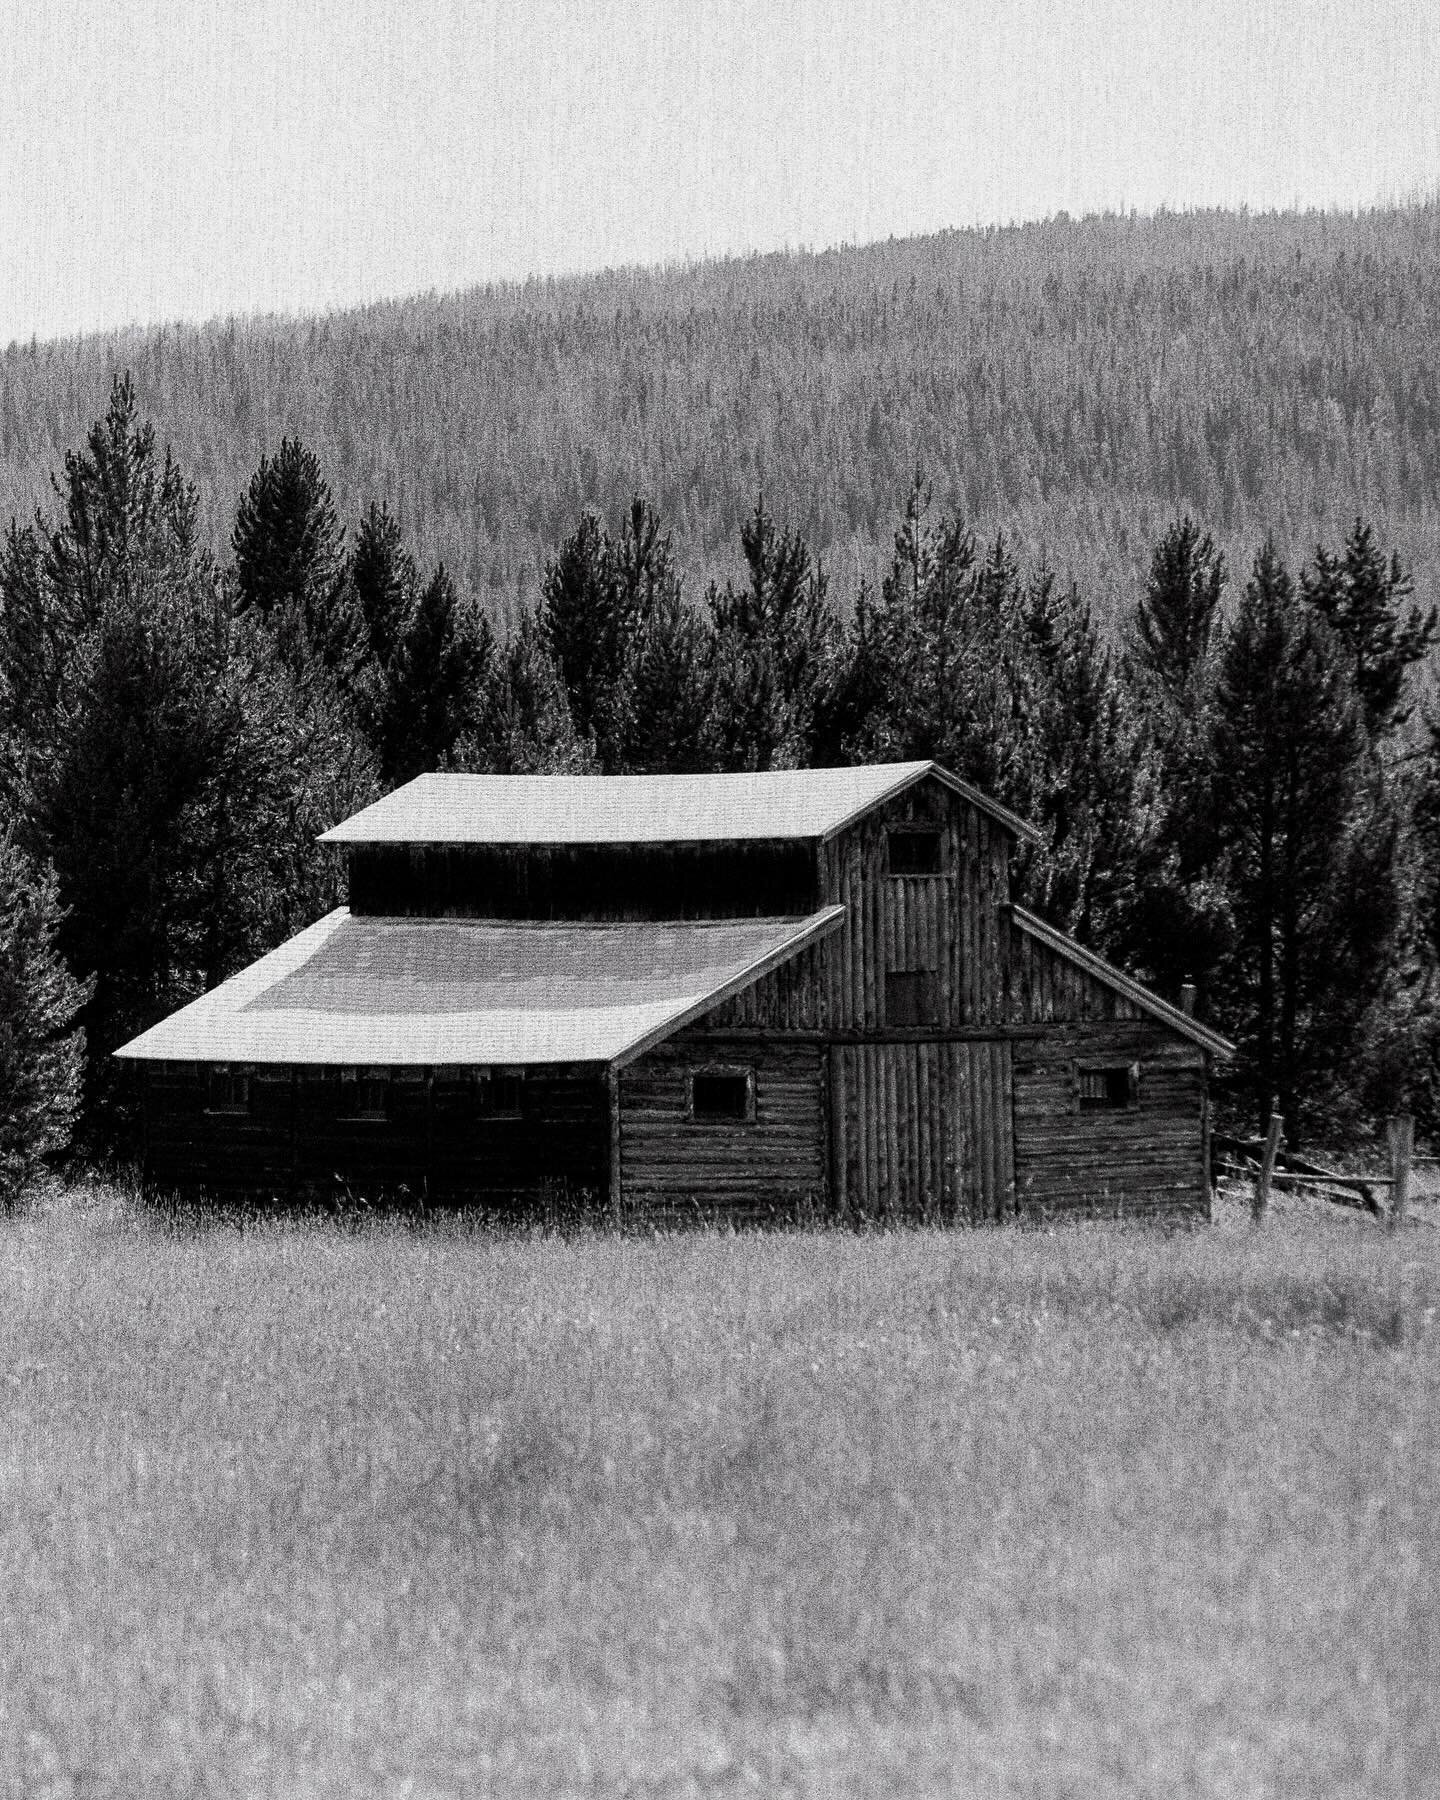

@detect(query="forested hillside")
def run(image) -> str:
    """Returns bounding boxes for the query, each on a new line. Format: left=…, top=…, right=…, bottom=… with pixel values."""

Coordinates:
left=3, top=203, right=1439, bottom=626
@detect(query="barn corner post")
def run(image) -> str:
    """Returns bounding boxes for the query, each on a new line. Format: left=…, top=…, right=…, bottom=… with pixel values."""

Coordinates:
left=607, top=1063, right=623, bottom=1231
left=139, top=1061, right=150, bottom=1193
left=1201, top=1057, right=1213, bottom=1217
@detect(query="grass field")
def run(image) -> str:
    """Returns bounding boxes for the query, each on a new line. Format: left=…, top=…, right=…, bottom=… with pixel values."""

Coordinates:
left=2, top=1186, right=1437, bottom=1799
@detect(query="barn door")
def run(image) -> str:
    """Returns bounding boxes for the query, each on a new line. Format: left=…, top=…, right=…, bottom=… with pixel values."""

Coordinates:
left=830, top=1040, right=1014, bottom=1223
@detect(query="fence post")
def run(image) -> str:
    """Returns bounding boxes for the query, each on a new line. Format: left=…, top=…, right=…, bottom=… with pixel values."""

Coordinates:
left=1387, top=1113, right=1413, bottom=1230
left=1254, top=1106, right=1283, bottom=1223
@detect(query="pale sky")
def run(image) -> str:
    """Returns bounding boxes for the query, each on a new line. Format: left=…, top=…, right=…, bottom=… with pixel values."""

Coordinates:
left=2, top=0, right=1437, bottom=346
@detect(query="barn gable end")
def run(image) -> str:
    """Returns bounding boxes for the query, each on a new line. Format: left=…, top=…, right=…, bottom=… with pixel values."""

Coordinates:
left=1004, top=906, right=1220, bottom=1218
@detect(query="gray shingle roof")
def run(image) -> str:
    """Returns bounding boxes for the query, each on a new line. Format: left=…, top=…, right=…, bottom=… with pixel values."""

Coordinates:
left=114, top=908, right=843, bottom=1067
left=318, top=761, right=1039, bottom=846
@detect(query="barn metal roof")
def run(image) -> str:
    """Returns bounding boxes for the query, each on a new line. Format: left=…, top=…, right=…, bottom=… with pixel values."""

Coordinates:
left=319, top=762, right=1040, bottom=846
left=113, top=907, right=843, bottom=1068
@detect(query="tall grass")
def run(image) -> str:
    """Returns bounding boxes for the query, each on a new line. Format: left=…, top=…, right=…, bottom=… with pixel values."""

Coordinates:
left=3, top=1186, right=1437, bottom=1797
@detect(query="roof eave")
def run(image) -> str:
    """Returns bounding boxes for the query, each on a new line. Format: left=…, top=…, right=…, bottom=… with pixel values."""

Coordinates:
left=608, top=904, right=846, bottom=1070
left=1006, top=903, right=1235, bottom=1056
left=816, top=761, right=1042, bottom=846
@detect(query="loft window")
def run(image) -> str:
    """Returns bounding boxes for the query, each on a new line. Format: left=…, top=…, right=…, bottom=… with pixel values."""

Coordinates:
left=206, top=1067, right=251, bottom=1115
left=886, top=969, right=940, bottom=1026
left=1077, top=1064, right=1139, bottom=1111
left=887, top=828, right=942, bottom=875
left=340, top=1072, right=389, bottom=1121
left=690, top=1069, right=754, bottom=1122
left=481, top=1072, right=524, bottom=1119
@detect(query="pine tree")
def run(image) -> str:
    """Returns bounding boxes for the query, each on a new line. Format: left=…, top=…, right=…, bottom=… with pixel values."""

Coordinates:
left=1213, top=542, right=1380, bottom=1132
left=622, top=579, right=714, bottom=773
left=1127, top=518, right=1231, bottom=1006
left=380, top=566, right=493, bottom=781
left=232, top=438, right=365, bottom=687
left=0, top=831, right=90, bottom=1203
left=1016, top=569, right=1163, bottom=955
left=455, top=612, right=593, bottom=775
left=541, top=510, right=621, bottom=762
left=0, top=378, right=371, bottom=1141
left=706, top=496, right=840, bottom=771
left=351, top=502, right=417, bottom=672
left=836, top=480, right=1035, bottom=806
left=540, top=497, right=695, bottom=772
left=1134, top=517, right=1226, bottom=696
left=1300, top=518, right=1436, bottom=740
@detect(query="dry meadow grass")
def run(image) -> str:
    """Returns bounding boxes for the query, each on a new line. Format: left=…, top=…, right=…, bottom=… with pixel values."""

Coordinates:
left=2, top=1184, right=1437, bottom=1799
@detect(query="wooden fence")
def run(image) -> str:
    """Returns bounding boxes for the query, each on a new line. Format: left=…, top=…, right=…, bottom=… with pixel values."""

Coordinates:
left=1214, top=1110, right=1418, bottom=1228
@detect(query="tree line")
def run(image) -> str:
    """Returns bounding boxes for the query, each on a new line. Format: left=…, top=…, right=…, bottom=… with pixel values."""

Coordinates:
left=4, top=203, right=1440, bottom=635
left=2, top=375, right=1440, bottom=1197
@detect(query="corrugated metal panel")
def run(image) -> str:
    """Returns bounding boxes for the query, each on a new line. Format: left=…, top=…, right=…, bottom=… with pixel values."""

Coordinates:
left=114, top=908, right=843, bottom=1067
left=319, top=762, right=1038, bottom=846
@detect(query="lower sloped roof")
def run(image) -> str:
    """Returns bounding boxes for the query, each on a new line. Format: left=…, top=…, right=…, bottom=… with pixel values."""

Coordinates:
left=1008, top=904, right=1234, bottom=1055
left=113, top=908, right=843, bottom=1068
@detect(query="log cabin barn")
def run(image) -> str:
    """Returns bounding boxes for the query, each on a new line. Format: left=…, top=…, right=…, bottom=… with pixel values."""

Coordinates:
left=116, top=762, right=1232, bottom=1223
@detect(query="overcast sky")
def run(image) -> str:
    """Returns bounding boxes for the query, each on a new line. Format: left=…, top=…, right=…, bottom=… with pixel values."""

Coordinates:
left=2, top=0, right=1437, bottom=346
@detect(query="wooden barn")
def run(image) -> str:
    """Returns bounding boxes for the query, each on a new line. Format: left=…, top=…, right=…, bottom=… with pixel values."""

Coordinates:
left=116, top=762, right=1231, bottom=1223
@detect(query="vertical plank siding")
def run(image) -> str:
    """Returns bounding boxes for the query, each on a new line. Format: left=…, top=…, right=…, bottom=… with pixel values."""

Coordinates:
left=817, top=781, right=1011, bottom=1030
left=827, top=1038, right=1015, bottom=1222
left=802, top=780, right=1019, bottom=1221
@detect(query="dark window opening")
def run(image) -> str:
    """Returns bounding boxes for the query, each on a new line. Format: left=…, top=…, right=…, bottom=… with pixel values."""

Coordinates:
left=691, top=1070, right=753, bottom=1122
left=206, top=1067, right=250, bottom=1115
left=886, top=969, right=940, bottom=1026
left=1078, top=1064, right=1138, bottom=1111
left=887, top=828, right=942, bottom=875
left=482, top=1073, right=524, bottom=1118
left=341, top=1073, right=389, bottom=1121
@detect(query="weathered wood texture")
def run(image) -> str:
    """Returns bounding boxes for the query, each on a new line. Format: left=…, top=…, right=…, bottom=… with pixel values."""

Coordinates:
left=137, top=768, right=1212, bottom=1228
left=829, top=1038, right=1015, bottom=1222
left=348, top=842, right=818, bottom=919
left=692, top=777, right=1020, bottom=1222
left=1012, top=1023, right=1208, bottom=1218
left=1004, top=917, right=1143, bottom=1025
left=817, top=779, right=1012, bottom=1030
left=141, top=1065, right=608, bottom=1209
left=617, top=1035, right=826, bottom=1224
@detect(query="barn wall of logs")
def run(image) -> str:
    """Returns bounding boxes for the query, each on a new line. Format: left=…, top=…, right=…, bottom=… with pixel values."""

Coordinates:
left=141, top=1064, right=608, bottom=1210
left=1005, top=923, right=1209, bottom=1217
left=617, top=1034, right=826, bottom=1224
left=1011, top=1023, right=1208, bottom=1218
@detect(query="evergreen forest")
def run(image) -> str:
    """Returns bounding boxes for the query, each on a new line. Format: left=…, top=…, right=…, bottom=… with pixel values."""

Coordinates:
left=3, top=204, right=1440, bottom=628
left=5, top=203, right=1440, bottom=1187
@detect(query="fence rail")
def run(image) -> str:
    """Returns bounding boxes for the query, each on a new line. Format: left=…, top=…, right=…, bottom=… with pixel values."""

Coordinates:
left=1215, top=1110, right=1416, bottom=1226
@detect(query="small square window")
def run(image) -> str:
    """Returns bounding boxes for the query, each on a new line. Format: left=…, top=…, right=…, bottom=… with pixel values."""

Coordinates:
left=887, top=829, right=941, bottom=875
left=1077, top=1064, right=1138, bottom=1110
left=886, top=969, right=940, bottom=1026
left=482, top=1073, right=524, bottom=1119
left=691, top=1070, right=753, bottom=1122
left=341, top=1073, right=389, bottom=1120
left=205, top=1067, right=250, bottom=1115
